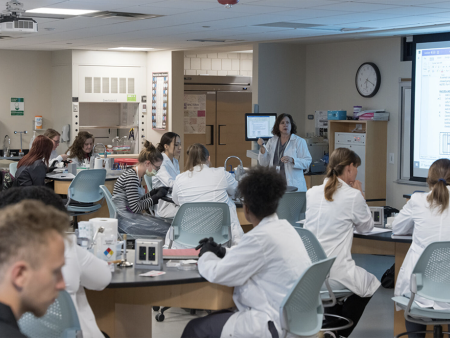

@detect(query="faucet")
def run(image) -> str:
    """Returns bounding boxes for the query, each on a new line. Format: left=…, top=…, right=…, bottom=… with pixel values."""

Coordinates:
left=224, top=156, right=245, bottom=181
left=3, top=135, right=10, bottom=157
left=224, top=156, right=243, bottom=171
left=95, top=143, right=107, bottom=159
left=13, top=131, right=27, bottom=156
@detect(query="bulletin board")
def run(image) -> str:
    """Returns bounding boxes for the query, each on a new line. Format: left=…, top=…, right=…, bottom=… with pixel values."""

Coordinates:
left=152, top=72, right=168, bottom=130
left=184, top=94, right=206, bottom=134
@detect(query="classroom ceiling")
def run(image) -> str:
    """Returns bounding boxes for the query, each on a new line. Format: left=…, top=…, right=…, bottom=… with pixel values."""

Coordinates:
left=1, top=0, right=450, bottom=51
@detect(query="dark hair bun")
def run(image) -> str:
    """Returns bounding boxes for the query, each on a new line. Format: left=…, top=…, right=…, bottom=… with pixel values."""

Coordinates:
left=144, top=140, right=156, bottom=151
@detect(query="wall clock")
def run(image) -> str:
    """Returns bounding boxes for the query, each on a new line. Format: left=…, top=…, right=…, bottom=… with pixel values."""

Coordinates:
left=355, top=62, right=381, bottom=98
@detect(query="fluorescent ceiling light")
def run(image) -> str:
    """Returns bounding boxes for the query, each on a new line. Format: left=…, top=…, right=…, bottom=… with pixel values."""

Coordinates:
left=26, top=8, right=100, bottom=16
left=108, top=47, right=155, bottom=51
left=231, top=50, right=253, bottom=53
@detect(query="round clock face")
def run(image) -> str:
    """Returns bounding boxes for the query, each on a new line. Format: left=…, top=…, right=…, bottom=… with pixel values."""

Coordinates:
left=355, top=62, right=381, bottom=98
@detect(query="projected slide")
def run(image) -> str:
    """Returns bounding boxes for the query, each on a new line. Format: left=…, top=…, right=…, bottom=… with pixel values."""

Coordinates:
left=413, top=41, right=450, bottom=178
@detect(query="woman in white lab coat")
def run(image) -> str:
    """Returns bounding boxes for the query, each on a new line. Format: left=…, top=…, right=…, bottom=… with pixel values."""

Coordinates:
left=304, top=147, right=380, bottom=338
left=0, top=186, right=112, bottom=338
left=257, top=113, right=312, bottom=191
left=152, top=132, right=181, bottom=218
left=171, top=143, right=243, bottom=246
left=44, top=128, right=68, bottom=165
left=65, top=131, right=95, bottom=166
left=181, top=166, right=311, bottom=338
left=393, top=159, right=450, bottom=338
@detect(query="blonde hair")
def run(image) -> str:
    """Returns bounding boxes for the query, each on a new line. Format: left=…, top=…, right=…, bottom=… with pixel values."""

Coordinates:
left=324, top=148, right=361, bottom=201
left=0, top=200, right=68, bottom=276
left=138, top=140, right=163, bottom=164
left=185, top=143, right=209, bottom=172
left=43, top=128, right=60, bottom=140
left=426, top=159, right=450, bottom=214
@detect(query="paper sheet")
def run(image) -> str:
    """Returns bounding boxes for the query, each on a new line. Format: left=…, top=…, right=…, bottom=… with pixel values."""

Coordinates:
left=354, top=227, right=392, bottom=235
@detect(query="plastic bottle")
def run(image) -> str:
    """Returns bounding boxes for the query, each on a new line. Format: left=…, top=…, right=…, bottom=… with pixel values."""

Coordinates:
left=112, top=137, right=120, bottom=154
left=29, top=131, right=36, bottom=149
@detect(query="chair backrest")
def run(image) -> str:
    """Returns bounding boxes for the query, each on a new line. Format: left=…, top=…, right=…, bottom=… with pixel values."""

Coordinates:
left=279, top=257, right=336, bottom=337
left=9, top=162, right=17, bottom=176
left=276, top=191, right=306, bottom=226
left=143, top=175, right=152, bottom=191
left=172, top=202, right=231, bottom=248
left=68, top=169, right=106, bottom=203
left=411, top=241, right=450, bottom=303
left=294, top=227, right=327, bottom=263
left=19, top=290, right=82, bottom=338
left=100, top=185, right=117, bottom=219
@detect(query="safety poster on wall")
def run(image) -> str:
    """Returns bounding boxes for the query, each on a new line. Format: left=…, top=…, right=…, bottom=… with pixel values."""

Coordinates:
left=184, top=94, right=206, bottom=134
left=152, top=72, right=168, bottom=130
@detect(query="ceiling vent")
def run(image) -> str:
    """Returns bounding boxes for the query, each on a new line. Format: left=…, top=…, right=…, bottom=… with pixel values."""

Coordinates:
left=85, top=12, right=163, bottom=21
left=254, top=22, right=324, bottom=29
left=187, top=39, right=244, bottom=43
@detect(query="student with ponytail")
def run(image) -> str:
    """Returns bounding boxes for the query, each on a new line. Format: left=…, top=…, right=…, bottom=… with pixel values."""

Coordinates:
left=112, top=140, right=171, bottom=237
left=152, top=132, right=182, bottom=218
left=393, top=158, right=450, bottom=337
left=304, top=147, right=379, bottom=338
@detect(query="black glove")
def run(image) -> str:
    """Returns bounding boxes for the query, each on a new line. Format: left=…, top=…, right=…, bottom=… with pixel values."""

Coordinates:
left=150, top=187, right=169, bottom=204
left=196, top=237, right=226, bottom=259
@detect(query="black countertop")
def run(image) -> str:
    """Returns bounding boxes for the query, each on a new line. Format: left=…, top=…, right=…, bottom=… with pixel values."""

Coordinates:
left=109, top=261, right=205, bottom=288
left=353, top=231, right=412, bottom=244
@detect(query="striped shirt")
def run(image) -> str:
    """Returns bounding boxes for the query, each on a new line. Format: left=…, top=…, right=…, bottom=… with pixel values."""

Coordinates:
left=112, top=169, right=153, bottom=213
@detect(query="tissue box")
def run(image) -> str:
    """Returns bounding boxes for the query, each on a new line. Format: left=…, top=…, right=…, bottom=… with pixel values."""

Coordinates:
left=327, top=110, right=347, bottom=120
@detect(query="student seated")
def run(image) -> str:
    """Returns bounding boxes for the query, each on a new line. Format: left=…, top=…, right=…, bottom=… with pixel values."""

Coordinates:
left=393, top=158, right=450, bottom=338
left=171, top=143, right=243, bottom=247
left=181, top=166, right=311, bottom=338
left=66, top=131, right=94, bottom=166
left=0, top=186, right=112, bottom=338
left=13, top=135, right=53, bottom=187
left=44, top=128, right=68, bottom=165
left=152, top=132, right=181, bottom=218
left=304, top=147, right=380, bottom=338
left=0, top=199, right=66, bottom=338
left=112, top=141, right=170, bottom=237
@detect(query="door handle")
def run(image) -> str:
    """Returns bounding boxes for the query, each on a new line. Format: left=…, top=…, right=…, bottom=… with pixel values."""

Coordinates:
left=218, top=125, right=226, bottom=145
left=206, top=125, right=214, bottom=145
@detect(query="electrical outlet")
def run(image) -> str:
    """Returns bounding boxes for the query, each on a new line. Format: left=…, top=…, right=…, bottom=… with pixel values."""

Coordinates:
left=73, top=104, right=78, bottom=113
left=389, top=153, right=394, bottom=164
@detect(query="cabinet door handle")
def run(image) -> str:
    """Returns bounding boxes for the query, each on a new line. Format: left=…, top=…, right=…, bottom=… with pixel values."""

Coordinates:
left=218, top=125, right=226, bottom=145
left=206, top=125, right=214, bottom=145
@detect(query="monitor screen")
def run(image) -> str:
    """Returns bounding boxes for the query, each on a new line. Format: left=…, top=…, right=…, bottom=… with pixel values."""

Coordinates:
left=245, top=113, right=277, bottom=141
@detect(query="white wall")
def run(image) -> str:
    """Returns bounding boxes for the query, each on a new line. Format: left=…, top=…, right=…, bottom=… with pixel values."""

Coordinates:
left=304, top=37, right=421, bottom=209
left=0, top=50, right=52, bottom=150
left=256, top=43, right=306, bottom=125
left=147, top=50, right=185, bottom=166
left=184, top=52, right=252, bottom=77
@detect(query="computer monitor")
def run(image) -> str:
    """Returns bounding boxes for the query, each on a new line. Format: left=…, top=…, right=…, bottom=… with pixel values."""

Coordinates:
left=245, top=113, right=277, bottom=141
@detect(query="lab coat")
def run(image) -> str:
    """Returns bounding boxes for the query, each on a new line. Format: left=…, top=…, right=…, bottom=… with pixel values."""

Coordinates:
left=152, top=153, right=180, bottom=218
left=393, top=189, right=450, bottom=310
left=258, top=134, right=312, bottom=192
left=50, top=149, right=63, bottom=164
left=62, top=235, right=112, bottom=338
left=304, top=178, right=380, bottom=297
left=172, top=164, right=243, bottom=246
left=199, top=214, right=311, bottom=338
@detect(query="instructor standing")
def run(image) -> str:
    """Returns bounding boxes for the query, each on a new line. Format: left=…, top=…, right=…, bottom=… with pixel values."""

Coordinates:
left=258, top=113, right=311, bottom=191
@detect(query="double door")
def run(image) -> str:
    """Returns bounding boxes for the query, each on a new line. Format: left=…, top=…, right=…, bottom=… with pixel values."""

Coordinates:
left=184, top=91, right=252, bottom=169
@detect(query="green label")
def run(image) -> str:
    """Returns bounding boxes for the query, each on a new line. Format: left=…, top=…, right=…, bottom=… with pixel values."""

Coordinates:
left=11, top=98, right=24, bottom=116
left=127, top=95, right=136, bottom=102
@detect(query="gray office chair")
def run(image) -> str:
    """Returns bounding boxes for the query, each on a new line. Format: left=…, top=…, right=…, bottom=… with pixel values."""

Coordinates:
left=19, top=290, right=82, bottom=338
left=392, top=241, right=450, bottom=338
left=294, top=227, right=354, bottom=333
left=276, top=191, right=306, bottom=226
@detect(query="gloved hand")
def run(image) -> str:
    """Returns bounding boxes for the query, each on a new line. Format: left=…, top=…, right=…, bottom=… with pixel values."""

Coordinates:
left=150, top=187, right=169, bottom=204
left=196, top=237, right=226, bottom=259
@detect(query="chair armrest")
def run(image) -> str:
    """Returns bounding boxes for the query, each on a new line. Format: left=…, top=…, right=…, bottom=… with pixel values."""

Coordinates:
left=173, top=226, right=179, bottom=236
left=410, top=273, right=423, bottom=294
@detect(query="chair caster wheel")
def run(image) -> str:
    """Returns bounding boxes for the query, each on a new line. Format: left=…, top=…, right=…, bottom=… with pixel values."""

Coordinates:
left=155, top=313, right=165, bottom=322
left=153, top=306, right=160, bottom=311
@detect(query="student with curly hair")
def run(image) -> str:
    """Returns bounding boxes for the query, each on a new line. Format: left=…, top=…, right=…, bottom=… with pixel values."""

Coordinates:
left=182, top=166, right=311, bottom=338
left=65, top=131, right=95, bottom=166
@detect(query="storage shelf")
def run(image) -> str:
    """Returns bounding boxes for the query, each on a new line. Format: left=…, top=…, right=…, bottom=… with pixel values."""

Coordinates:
left=79, top=125, right=138, bottom=130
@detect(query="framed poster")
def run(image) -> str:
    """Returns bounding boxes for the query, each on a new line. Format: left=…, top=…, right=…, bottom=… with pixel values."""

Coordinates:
left=152, top=72, right=168, bottom=130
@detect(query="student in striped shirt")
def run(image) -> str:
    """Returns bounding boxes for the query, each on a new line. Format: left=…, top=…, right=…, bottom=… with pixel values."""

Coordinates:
left=112, top=140, right=170, bottom=236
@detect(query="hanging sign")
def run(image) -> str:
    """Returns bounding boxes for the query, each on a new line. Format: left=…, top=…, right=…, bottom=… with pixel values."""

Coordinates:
left=11, top=98, right=24, bottom=116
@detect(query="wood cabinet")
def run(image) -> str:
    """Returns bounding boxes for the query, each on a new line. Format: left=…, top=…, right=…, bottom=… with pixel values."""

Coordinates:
left=328, top=120, right=387, bottom=207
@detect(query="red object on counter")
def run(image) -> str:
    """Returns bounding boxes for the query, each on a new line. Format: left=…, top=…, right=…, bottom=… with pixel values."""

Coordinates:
left=113, top=158, right=139, bottom=165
